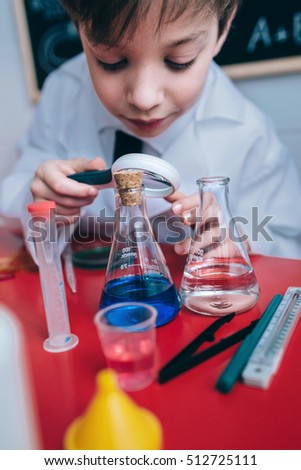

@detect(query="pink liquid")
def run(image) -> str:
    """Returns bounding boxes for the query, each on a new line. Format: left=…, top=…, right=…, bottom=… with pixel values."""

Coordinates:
left=181, top=259, right=259, bottom=315
left=105, top=339, right=155, bottom=391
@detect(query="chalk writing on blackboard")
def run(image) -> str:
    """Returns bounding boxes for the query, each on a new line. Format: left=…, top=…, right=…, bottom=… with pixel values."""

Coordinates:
left=216, top=0, right=301, bottom=78
left=246, top=13, right=301, bottom=54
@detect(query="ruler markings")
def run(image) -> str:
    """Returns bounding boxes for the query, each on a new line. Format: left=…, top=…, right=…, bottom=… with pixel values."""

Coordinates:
left=242, top=287, right=301, bottom=388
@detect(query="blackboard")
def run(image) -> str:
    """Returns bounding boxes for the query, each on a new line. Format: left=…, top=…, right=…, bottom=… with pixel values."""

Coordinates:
left=13, top=0, right=82, bottom=102
left=216, top=0, right=301, bottom=79
left=14, top=0, right=301, bottom=102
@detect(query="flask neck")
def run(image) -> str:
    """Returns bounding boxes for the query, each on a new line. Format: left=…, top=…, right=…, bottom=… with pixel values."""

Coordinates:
left=114, top=186, right=153, bottom=243
left=197, top=177, right=230, bottom=193
left=197, top=176, right=230, bottom=186
left=116, top=186, right=143, bottom=207
left=115, top=186, right=147, bottom=215
left=197, top=177, right=230, bottom=211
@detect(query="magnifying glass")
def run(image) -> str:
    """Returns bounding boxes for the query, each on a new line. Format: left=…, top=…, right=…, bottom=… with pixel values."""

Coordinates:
left=68, top=153, right=180, bottom=197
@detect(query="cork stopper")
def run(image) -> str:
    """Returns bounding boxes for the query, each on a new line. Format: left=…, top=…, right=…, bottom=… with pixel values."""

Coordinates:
left=113, top=170, right=143, bottom=206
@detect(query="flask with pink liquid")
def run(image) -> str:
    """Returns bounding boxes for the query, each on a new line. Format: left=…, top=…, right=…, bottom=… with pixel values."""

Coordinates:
left=180, top=177, right=260, bottom=316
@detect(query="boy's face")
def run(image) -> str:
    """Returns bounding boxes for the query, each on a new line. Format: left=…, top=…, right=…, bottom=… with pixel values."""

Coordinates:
left=80, top=5, right=229, bottom=138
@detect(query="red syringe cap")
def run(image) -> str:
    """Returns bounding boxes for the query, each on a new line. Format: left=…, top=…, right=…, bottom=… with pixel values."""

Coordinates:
left=27, top=201, right=56, bottom=217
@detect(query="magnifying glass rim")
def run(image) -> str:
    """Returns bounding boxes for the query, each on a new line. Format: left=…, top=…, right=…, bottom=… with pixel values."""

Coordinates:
left=68, top=153, right=180, bottom=197
left=112, top=153, right=180, bottom=197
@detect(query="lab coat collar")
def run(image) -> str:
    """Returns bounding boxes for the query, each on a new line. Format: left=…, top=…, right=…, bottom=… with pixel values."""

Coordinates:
left=195, top=62, right=244, bottom=124
left=140, top=102, right=198, bottom=155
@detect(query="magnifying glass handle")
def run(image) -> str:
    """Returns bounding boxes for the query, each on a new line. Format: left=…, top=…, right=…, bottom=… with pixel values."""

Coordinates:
left=67, top=168, right=113, bottom=186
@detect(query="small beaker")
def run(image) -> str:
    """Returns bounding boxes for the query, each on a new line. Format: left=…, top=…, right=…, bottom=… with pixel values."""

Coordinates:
left=94, top=302, right=157, bottom=391
left=180, top=177, right=259, bottom=316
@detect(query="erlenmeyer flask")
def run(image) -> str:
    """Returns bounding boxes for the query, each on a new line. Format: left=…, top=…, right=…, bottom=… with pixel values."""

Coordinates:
left=100, top=170, right=181, bottom=327
left=180, top=177, right=259, bottom=316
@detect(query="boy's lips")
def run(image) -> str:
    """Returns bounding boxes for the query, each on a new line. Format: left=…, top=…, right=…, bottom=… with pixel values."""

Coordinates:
left=125, top=117, right=167, bottom=130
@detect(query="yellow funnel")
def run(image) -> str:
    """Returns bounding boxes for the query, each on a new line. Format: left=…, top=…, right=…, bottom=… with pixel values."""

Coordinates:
left=64, top=369, right=163, bottom=450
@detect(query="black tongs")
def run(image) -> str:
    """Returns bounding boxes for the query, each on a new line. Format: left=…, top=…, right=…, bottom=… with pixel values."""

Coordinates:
left=158, top=312, right=258, bottom=384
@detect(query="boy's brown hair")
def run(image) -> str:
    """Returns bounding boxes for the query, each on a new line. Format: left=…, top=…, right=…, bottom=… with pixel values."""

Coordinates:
left=60, top=0, right=241, bottom=46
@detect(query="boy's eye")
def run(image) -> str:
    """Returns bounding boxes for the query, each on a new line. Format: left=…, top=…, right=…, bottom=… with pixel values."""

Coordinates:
left=96, top=59, right=127, bottom=71
left=165, top=58, right=196, bottom=71
left=95, top=57, right=196, bottom=72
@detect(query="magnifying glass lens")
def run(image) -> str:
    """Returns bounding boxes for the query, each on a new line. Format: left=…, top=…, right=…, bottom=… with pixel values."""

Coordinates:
left=68, top=153, right=180, bottom=197
left=141, top=172, right=172, bottom=190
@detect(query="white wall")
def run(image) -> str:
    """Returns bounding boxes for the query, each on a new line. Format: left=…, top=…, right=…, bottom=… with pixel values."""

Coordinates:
left=236, top=73, right=301, bottom=177
left=1, top=0, right=301, bottom=181
left=0, top=0, right=33, bottom=180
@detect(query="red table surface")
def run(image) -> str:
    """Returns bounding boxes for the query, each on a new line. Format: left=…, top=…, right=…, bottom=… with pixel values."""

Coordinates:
left=1, top=246, right=301, bottom=450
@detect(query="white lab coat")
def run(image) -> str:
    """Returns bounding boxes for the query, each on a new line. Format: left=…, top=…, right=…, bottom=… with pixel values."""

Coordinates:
left=1, top=53, right=301, bottom=259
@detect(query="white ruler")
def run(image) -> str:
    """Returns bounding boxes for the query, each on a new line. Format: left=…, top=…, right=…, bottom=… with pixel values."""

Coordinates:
left=242, top=287, right=301, bottom=389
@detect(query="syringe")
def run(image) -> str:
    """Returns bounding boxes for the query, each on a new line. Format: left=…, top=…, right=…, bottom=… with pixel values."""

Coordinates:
left=27, top=201, right=79, bottom=353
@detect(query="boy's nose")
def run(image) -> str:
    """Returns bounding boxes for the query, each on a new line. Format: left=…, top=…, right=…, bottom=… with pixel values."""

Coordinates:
left=127, top=68, right=164, bottom=111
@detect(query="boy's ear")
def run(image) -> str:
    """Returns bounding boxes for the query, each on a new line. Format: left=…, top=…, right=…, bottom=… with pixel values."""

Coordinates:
left=213, top=8, right=237, bottom=57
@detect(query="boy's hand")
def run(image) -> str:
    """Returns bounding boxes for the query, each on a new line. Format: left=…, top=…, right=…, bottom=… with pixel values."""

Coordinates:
left=166, top=191, right=250, bottom=256
left=166, top=191, right=199, bottom=255
left=30, top=157, right=106, bottom=223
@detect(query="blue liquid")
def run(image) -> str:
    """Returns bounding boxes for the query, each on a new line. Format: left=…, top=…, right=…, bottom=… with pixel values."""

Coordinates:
left=100, top=275, right=181, bottom=327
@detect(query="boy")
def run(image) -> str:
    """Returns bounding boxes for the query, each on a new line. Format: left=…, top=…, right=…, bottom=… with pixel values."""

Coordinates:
left=1, top=0, right=301, bottom=258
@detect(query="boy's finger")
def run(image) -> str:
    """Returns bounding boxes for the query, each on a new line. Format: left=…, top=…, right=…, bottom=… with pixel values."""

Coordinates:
left=33, top=185, right=97, bottom=208
left=181, top=208, right=199, bottom=225
left=86, top=157, right=107, bottom=171
left=171, top=193, right=199, bottom=215
left=165, top=190, right=187, bottom=203
left=174, top=238, right=192, bottom=255
left=56, top=157, right=107, bottom=197
left=55, top=213, right=81, bottom=225
left=55, top=205, right=81, bottom=217
left=68, top=156, right=106, bottom=174
left=41, top=169, right=98, bottom=198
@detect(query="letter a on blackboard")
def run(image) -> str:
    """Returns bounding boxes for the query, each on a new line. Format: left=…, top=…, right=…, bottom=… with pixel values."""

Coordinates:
left=247, top=17, right=272, bottom=54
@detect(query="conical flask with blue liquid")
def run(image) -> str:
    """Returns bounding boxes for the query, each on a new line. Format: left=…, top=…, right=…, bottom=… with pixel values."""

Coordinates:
left=99, top=170, right=181, bottom=327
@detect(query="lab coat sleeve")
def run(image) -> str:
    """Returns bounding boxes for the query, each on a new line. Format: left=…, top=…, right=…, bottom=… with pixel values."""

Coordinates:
left=234, top=116, right=301, bottom=259
left=1, top=72, right=72, bottom=206
left=0, top=73, right=84, bottom=262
